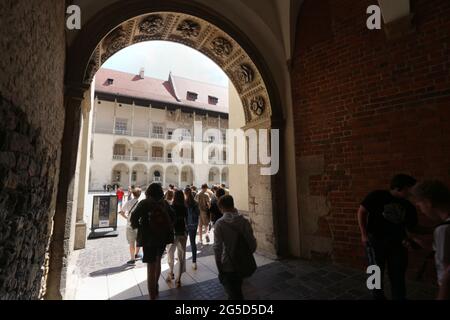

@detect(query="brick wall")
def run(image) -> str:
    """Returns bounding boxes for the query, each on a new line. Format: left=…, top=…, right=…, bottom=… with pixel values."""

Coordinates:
left=292, top=0, right=450, bottom=277
left=0, top=0, right=66, bottom=299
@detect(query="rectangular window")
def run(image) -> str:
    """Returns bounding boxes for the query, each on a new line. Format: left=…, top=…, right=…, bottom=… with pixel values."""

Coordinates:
left=132, top=171, right=137, bottom=182
left=181, top=172, right=188, bottom=182
left=208, top=96, right=219, bottom=105
left=115, top=118, right=128, bottom=134
left=114, top=171, right=121, bottom=182
left=153, top=125, right=164, bottom=135
left=114, top=144, right=126, bottom=155
left=152, top=147, right=163, bottom=158
left=187, top=91, right=198, bottom=101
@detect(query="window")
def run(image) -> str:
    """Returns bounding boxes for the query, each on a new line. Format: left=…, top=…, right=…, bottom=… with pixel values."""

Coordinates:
left=167, top=129, right=174, bottom=138
left=152, top=147, right=163, bottom=158
left=223, top=151, right=227, bottom=161
left=114, top=144, right=126, bottom=155
left=208, top=136, right=215, bottom=143
left=154, top=171, right=161, bottom=178
left=114, top=171, right=121, bottom=182
left=132, top=171, right=137, bottom=182
left=153, top=125, right=163, bottom=134
left=187, top=91, right=198, bottom=101
left=106, top=78, right=114, bottom=85
left=209, top=149, right=216, bottom=159
left=222, top=132, right=227, bottom=143
left=181, top=172, right=188, bottom=182
left=208, top=96, right=219, bottom=105
left=115, top=119, right=128, bottom=134
left=209, top=171, right=215, bottom=182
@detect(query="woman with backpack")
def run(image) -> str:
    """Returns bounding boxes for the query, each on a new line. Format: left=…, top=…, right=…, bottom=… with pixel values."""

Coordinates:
left=131, top=183, right=174, bottom=300
left=185, top=187, right=200, bottom=270
left=167, top=190, right=188, bottom=287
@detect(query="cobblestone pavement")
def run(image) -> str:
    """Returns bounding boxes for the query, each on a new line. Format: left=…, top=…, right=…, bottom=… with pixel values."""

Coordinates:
left=68, top=226, right=437, bottom=300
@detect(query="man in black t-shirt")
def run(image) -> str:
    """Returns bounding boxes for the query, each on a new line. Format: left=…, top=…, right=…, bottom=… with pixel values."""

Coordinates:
left=357, top=174, right=418, bottom=300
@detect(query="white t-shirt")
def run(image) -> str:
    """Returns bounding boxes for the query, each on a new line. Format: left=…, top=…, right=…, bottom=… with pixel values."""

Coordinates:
left=433, top=218, right=450, bottom=286
left=121, top=198, right=139, bottom=226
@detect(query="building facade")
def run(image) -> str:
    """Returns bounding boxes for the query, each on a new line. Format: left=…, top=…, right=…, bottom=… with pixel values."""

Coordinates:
left=90, top=68, right=230, bottom=191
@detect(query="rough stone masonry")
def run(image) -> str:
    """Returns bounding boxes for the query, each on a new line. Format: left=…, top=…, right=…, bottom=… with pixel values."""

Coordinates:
left=0, top=0, right=66, bottom=300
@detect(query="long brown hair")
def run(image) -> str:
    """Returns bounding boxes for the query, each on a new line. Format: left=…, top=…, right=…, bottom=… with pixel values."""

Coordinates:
left=184, top=188, right=196, bottom=207
left=173, top=190, right=185, bottom=207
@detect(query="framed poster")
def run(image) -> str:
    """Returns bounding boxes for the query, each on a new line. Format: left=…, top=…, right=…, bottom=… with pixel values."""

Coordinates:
left=91, top=195, right=118, bottom=231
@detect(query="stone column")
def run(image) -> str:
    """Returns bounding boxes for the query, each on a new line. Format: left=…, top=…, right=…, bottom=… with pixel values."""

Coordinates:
left=45, top=86, right=86, bottom=300
left=74, top=88, right=93, bottom=250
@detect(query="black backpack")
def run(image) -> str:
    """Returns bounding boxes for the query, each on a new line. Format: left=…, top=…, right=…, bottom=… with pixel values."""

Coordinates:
left=143, top=200, right=174, bottom=246
left=223, top=220, right=257, bottom=278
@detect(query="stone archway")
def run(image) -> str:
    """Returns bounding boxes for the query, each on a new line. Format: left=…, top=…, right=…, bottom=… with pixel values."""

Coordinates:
left=49, top=1, right=289, bottom=299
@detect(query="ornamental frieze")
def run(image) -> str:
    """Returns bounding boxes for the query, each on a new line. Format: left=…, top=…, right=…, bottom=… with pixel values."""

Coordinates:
left=139, top=15, right=164, bottom=35
left=102, top=27, right=128, bottom=62
left=237, top=64, right=254, bottom=85
left=211, top=37, right=233, bottom=58
left=177, top=20, right=201, bottom=39
left=249, top=96, right=265, bottom=117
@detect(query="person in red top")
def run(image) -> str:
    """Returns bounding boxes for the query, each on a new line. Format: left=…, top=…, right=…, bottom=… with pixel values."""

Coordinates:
left=116, top=187, right=125, bottom=211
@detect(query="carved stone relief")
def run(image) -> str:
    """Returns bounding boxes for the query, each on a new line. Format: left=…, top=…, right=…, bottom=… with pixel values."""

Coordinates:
left=177, top=20, right=201, bottom=39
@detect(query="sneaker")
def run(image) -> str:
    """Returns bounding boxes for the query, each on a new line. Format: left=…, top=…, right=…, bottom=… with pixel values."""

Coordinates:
left=126, top=260, right=136, bottom=265
left=192, top=263, right=197, bottom=270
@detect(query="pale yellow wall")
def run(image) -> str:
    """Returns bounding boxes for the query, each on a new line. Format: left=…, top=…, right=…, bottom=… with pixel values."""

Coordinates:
left=90, top=133, right=115, bottom=189
left=228, top=81, right=249, bottom=212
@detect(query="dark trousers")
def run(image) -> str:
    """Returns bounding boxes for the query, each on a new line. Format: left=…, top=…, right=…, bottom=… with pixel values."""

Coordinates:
left=366, top=235, right=408, bottom=300
left=221, top=272, right=244, bottom=300
left=188, top=227, right=197, bottom=263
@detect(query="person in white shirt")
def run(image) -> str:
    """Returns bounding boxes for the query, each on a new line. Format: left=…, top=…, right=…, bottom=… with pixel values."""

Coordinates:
left=413, top=180, right=450, bottom=300
left=119, top=187, right=142, bottom=265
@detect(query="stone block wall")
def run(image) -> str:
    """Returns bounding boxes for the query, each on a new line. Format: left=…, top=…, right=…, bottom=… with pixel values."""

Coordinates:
left=292, top=0, right=450, bottom=277
left=0, top=0, right=66, bottom=299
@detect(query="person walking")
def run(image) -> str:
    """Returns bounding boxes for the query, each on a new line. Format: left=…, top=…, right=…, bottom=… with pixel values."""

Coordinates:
left=131, top=183, right=174, bottom=300
left=119, top=187, right=142, bottom=265
left=357, top=174, right=419, bottom=300
left=167, top=190, right=188, bottom=287
left=412, top=180, right=450, bottom=300
left=116, top=187, right=125, bottom=211
left=185, top=187, right=200, bottom=270
left=196, top=184, right=211, bottom=245
left=210, top=188, right=226, bottom=225
left=164, top=189, right=175, bottom=205
left=213, top=195, right=257, bottom=300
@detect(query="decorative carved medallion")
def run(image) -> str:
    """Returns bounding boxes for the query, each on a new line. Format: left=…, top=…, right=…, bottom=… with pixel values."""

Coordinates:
left=102, top=27, right=128, bottom=58
left=238, top=64, right=254, bottom=85
left=177, top=20, right=201, bottom=39
left=139, top=15, right=164, bottom=35
left=249, top=96, right=265, bottom=117
left=211, top=37, right=233, bottom=57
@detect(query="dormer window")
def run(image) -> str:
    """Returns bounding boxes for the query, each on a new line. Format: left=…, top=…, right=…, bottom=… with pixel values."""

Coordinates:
left=209, top=96, right=219, bottom=105
left=106, top=78, right=114, bottom=85
left=187, top=91, right=198, bottom=101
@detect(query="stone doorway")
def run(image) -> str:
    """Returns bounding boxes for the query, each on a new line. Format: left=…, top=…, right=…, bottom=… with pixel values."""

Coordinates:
left=46, top=4, right=289, bottom=299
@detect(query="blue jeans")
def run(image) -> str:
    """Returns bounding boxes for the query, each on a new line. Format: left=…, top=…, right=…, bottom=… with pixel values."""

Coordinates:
left=188, top=227, right=197, bottom=263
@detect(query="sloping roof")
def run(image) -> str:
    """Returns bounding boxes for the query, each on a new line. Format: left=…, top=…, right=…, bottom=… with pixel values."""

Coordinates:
left=94, top=68, right=229, bottom=114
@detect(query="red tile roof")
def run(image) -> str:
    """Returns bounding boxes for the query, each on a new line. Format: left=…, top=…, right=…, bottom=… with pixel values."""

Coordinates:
left=95, top=68, right=229, bottom=114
